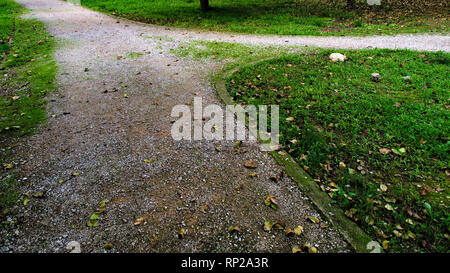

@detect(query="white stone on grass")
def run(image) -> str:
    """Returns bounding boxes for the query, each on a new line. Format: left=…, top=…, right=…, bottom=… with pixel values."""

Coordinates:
left=329, top=53, right=347, bottom=62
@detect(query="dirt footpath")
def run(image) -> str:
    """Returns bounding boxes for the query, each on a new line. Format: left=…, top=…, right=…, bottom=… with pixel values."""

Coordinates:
left=0, top=0, right=352, bottom=253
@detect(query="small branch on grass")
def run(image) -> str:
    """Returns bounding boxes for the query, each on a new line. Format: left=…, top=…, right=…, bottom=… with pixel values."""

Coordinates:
left=17, top=82, right=30, bottom=92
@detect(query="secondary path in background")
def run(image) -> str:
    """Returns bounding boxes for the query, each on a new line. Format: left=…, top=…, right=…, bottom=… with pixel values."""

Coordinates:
left=175, top=31, right=450, bottom=52
left=60, top=2, right=449, bottom=52
left=1, top=0, right=447, bottom=253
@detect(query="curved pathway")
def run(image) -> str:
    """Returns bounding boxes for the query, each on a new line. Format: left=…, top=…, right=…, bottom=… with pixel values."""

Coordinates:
left=131, top=23, right=450, bottom=52
left=1, top=0, right=447, bottom=253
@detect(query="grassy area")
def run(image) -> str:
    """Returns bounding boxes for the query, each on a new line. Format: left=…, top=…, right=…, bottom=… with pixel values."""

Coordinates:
left=0, top=175, right=18, bottom=212
left=0, top=0, right=56, bottom=136
left=224, top=49, right=449, bottom=252
left=81, top=0, right=449, bottom=36
left=0, top=0, right=56, bottom=210
left=172, top=39, right=292, bottom=62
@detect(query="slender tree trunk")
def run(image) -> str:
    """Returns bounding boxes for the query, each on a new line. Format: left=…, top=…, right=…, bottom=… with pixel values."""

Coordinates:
left=347, top=0, right=356, bottom=9
left=200, top=0, right=210, bottom=11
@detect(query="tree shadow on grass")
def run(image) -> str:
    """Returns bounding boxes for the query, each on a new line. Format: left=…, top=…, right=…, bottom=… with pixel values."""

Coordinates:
left=142, top=1, right=351, bottom=28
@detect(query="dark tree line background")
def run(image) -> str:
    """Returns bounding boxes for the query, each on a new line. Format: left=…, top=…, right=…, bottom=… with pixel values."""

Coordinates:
left=199, top=0, right=356, bottom=10
left=198, top=0, right=448, bottom=11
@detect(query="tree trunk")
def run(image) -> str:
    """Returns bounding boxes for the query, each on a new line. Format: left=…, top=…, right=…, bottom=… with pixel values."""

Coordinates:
left=347, top=0, right=356, bottom=9
left=200, top=0, right=210, bottom=11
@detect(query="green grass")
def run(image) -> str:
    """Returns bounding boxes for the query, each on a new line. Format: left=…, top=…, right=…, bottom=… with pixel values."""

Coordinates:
left=0, top=0, right=56, bottom=210
left=0, top=175, right=18, bottom=211
left=225, top=49, right=449, bottom=252
left=172, top=40, right=291, bottom=62
left=125, top=51, right=143, bottom=59
left=0, top=0, right=56, bottom=136
left=81, top=0, right=449, bottom=36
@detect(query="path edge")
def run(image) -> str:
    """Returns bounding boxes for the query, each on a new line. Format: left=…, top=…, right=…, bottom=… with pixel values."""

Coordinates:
left=213, top=59, right=375, bottom=253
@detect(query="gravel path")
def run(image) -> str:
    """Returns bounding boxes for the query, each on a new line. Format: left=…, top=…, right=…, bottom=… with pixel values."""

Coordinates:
left=0, top=0, right=352, bottom=253
left=175, top=31, right=449, bottom=52
left=1, top=0, right=446, bottom=253
left=53, top=2, right=449, bottom=52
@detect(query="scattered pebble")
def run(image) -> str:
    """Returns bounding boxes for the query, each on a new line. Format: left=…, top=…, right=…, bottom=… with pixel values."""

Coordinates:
left=66, top=241, right=81, bottom=253
left=371, top=73, right=381, bottom=82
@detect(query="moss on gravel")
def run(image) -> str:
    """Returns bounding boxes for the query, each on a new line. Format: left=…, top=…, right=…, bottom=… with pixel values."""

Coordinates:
left=0, top=0, right=56, bottom=211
